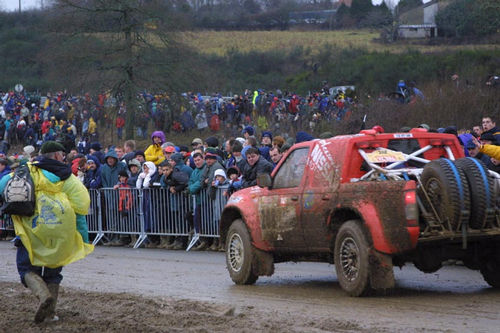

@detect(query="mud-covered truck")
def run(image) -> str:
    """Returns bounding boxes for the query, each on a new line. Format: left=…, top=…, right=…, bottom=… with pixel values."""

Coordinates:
left=220, top=128, right=500, bottom=296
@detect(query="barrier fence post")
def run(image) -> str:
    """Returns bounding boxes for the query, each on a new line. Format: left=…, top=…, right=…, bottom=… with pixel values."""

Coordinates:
left=134, top=188, right=147, bottom=248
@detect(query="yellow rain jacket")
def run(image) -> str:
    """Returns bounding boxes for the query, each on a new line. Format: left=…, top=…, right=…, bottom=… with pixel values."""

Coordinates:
left=88, top=117, right=96, bottom=134
left=145, top=144, right=165, bottom=166
left=480, top=144, right=500, bottom=160
left=12, top=164, right=93, bottom=268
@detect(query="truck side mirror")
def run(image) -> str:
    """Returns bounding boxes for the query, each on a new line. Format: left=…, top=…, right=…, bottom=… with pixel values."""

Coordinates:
left=257, top=174, right=272, bottom=188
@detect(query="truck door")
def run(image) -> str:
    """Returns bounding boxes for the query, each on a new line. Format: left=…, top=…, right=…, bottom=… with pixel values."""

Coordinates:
left=301, top=140, right=340, bottom=251
left=258, top=147, right=310, bottom=250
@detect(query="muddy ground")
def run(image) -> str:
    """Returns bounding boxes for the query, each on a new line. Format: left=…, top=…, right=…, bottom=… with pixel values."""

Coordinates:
left=1, top=241, right=499, bottom=332
left=3, top=281, right=346, bottom=333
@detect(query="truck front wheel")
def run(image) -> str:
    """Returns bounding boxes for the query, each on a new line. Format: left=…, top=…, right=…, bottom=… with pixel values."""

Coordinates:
left=226, top=219, right=258, bottom=285
left=334, top=220, right=372, bottom=296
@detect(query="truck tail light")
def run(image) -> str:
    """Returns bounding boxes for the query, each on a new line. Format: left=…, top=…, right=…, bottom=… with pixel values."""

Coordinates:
left=404, top=183, right=418, bottom=227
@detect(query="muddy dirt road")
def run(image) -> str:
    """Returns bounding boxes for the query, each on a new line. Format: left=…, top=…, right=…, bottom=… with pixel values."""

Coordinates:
left=1, top=241, right=499, bottom=332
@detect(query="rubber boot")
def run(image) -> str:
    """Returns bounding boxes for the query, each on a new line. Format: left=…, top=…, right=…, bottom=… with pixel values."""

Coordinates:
left=47, top=284, right=60, bottom=321
left=158, top=236, right=170, bottom=249
left=24, top=272, right=54, bottom=323
left=172, top=238, right=184, bottom=250
left=128, top=234, right=137, bottom=248
left=209, top=238, right=219, bottom=251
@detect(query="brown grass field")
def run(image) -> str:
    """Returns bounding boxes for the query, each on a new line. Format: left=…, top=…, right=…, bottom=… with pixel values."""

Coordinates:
left=178, top=29, right=499, bottom=56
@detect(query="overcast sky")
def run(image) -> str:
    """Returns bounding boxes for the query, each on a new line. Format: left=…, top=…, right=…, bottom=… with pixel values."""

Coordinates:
left=1, top=0, right=430, bottom=12
left=1, top=0, right=40, bottom=11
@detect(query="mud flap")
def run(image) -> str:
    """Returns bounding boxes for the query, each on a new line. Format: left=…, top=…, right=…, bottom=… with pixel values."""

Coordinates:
left=369, top=249, right=395, bottom=290
left=252, top=248, right=275, bottom=277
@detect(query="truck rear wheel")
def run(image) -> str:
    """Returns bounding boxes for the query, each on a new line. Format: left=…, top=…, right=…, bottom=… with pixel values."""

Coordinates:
left=334, top=220, right=372, bottom=297
left=226, top=219, right=258, bottom=285
left=454, top=158, right=496, bottom=229
left=419, top=158, right=470, bottom=230
left=480, top=258, right=500, bottom=288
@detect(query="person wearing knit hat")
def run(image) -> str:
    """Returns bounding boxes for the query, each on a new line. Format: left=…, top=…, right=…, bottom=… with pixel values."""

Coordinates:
left=261, top=131, right=273, bottom=147
left=40, top=141, right=66, bottom=154
left=23, top=145, right=36, bottom=159
left=170, top=152, right=184, bottom=165
left=235, top=137, right=245, bottom=145
left=134, top=150, right=146, bottom=163
left=319, top=132, right=333, bottom=139
left=204, top=152, right=218, bottom=160
left=214, top=168, right=227, bottom=180
left=118, top=170, right=129, bottom=179
left=90, top=142, right=102, bottom=151
left=205, top=136, right=219, bottom=148
left=242, top=126, right=254, bottom=139
left=89, top=142, right=105, bottom=164
left=295, top=131, right=315, bottom=143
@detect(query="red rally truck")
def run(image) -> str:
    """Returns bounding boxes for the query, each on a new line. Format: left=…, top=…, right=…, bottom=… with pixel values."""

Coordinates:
left=220, top=128, right=500, bottom=296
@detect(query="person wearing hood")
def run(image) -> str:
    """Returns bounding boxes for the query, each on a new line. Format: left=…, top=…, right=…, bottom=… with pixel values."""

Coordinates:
left=0, top=141, right=92, bottom=323
left=83, top=156, right=102, bottom=189
left=145, top=131, right=166, bottom=166
left=101, top=149, right=127, bottom=188
left=136, top=161, right=160, bottom=247
left=170, top=152, right=192, bottom=178
left=127, top=158, right=141, bottom=187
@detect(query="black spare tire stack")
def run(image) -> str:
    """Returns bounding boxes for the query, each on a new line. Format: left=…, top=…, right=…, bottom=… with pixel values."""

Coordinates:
left=419, top=158, right=470, bottom=231
left=454, top=158, right=497, bottom=229
left=419, top=157, right=498, bottom=231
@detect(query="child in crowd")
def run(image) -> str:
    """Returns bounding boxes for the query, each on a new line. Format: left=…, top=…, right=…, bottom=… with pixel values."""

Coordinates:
left=113, top=170, right=134, bottom=247
left=225, top=166, right=241, bottom=197
left=210, top=169, right=229, bottom=251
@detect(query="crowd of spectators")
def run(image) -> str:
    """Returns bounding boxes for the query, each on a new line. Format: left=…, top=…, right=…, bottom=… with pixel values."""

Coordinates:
left=0, top=87, right=499, bottom=251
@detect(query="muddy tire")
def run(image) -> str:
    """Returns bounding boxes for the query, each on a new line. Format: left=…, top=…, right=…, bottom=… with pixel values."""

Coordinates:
left=419, top=158, right=470, bottom=230
left=334, top=220, right=372, bottom=297
left=226, top=219, right=258, bottom=285
left=480, top=258, right=500, bottom=288
left=454, top=158, right=496, bottom=229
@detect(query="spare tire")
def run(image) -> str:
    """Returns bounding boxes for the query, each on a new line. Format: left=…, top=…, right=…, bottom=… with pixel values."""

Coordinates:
left=419, top=158, right=470, bottom=230
left=454, top=158, right=496, bottom=229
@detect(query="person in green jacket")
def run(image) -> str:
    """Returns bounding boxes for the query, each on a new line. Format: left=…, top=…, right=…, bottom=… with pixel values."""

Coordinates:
left=187, top=152, right=207, bottom=250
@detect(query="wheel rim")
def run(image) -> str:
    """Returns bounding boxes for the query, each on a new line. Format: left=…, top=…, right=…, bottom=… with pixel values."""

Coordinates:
left=339, top=236, right=360, bottom=281
left=228, top=233, right=244, bottom=273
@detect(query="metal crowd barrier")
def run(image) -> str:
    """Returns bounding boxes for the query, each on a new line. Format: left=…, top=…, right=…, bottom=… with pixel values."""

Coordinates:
left=199, top=185, right=229, bottom=237
left=87, top=189, right=104, bottom=245
left=87, top=186, right=229, bottom=249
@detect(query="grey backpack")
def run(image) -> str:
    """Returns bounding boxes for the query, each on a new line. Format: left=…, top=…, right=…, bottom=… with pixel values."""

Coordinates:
left=1, top=165, right=36, bottom=216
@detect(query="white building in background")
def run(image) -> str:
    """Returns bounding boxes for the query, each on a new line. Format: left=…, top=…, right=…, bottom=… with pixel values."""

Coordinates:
left=398, top=0, right=439, bottom=38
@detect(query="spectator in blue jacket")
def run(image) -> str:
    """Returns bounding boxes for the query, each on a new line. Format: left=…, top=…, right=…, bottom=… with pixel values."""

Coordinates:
left=83, top=156, right=101, bottom=189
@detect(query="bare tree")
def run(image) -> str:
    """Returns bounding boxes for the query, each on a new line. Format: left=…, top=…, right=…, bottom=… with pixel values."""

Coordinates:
left=47, top=0, right=192, bottom=138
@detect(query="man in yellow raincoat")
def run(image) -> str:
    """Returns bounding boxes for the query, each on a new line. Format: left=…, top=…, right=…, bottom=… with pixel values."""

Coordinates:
left=0, top=141, right=93, bottom=323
